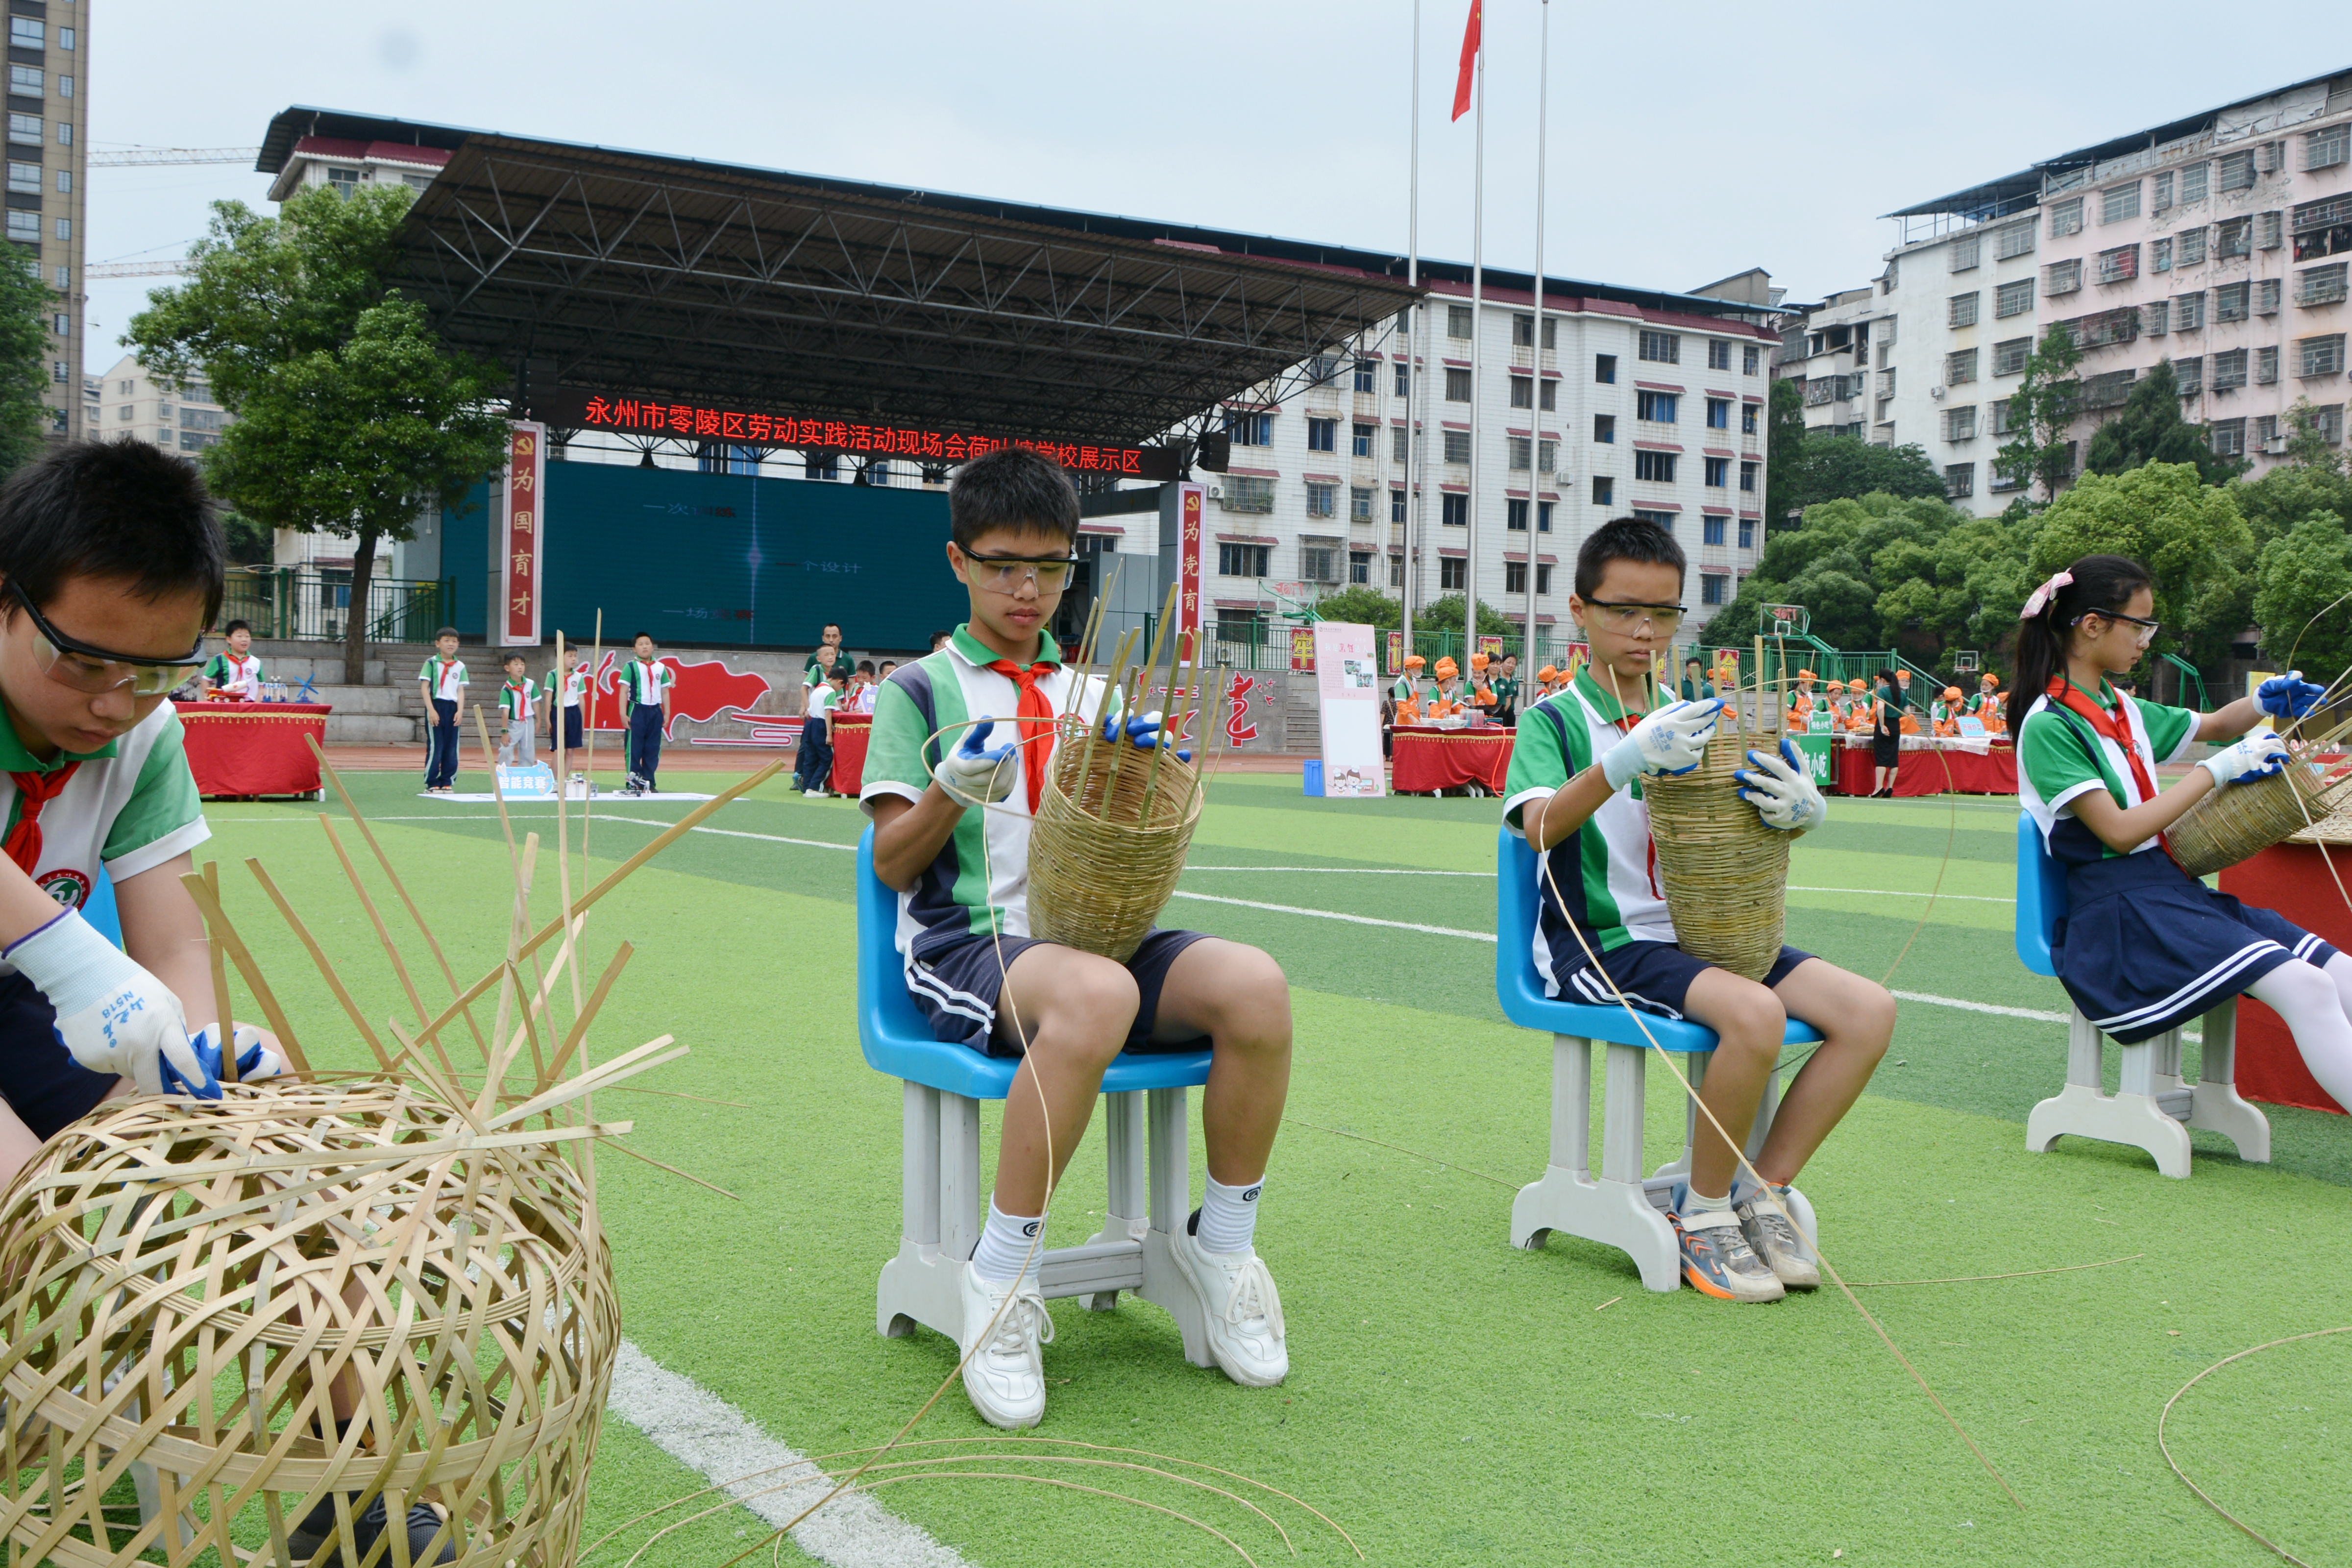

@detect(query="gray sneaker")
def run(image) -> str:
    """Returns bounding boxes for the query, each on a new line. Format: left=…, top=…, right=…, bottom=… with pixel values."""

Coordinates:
left=1735, top=1189, right=1821, bottom=1291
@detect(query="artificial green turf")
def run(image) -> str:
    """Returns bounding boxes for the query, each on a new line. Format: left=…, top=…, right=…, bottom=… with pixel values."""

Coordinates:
left=181, top=765, right=2350, bottom=1566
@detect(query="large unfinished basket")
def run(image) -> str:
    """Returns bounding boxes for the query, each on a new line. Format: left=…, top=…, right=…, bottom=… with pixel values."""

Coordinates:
left=1027, top=723, right=1204, bottom=963
left=2168, top=761, right=2352, bottom=879
left=1642, top=734, right=1792, bottom=983
left=0, top=1079, right=616, bottom=1568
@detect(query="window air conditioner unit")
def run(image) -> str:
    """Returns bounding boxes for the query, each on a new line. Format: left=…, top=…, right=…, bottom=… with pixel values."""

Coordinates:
left=1930, top=385, right=1945, bottom=399
left=2262, top=436, right=2289, bottom=454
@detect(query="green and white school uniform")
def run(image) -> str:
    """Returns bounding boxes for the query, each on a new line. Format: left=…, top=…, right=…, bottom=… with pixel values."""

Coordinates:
left=201, top=650, right=264, bottom=699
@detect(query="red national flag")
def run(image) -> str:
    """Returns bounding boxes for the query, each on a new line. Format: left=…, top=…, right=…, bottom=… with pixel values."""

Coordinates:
left=1451, top=0, right=1481, bottom=121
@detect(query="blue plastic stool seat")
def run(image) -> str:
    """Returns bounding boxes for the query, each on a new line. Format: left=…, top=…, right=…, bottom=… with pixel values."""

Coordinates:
left=2013, top=813, right=2266, bottom=1176
left=1495, top=829, right=1824, bottom=1293
left=856, top=827, right=1216, bottom=1365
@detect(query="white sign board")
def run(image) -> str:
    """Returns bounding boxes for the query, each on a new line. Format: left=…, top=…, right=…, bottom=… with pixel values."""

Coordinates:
left=1312, top=621, right=1385, bottom=798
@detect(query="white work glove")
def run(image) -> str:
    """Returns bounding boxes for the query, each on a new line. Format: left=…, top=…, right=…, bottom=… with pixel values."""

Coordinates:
left=1734, top=738, right=1830, bottom=832
left=933, top=719, right=1019, bottom=806
left=188, top=1023, right=288, bottom=1089
left=1600, top=698, right=1723, bottom=790
left=4, top=909, right=213, bottom=1097
left=2199, top=730, right=2290, bottom=788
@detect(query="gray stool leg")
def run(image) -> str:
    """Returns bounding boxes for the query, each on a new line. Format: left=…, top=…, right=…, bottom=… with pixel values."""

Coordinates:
left=1081, top=1090, right=1149, bottom=1309
left=2188, top=1002, right=2270, bottom=1162
left=1513, top=1036, right=1680, bottom=1292
left=1137, top=1086, right=1214, bottom=1368
left=2027, top=1010, right=2193, bottom=1177
left=878, top=1081, right=966, bottom=1339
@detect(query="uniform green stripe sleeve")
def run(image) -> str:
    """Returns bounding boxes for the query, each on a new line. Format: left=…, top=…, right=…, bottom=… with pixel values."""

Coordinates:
left=103, top=710, right=203, bottom=867
left=2139, top=700, right=2198, bottom=762
left=2017, top=708, right=2112, bottom=805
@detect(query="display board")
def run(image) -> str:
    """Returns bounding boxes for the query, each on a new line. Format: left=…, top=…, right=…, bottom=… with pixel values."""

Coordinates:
left=1313, top=621, right=1385, bottom=798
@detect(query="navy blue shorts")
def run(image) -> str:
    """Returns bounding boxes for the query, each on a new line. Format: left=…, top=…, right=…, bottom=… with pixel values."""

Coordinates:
left=906, top=928, right=1214, bottom=1057
left=1551, top=938, right=1814, bottom=1021
left=0, top=971, right=116, bottom=1141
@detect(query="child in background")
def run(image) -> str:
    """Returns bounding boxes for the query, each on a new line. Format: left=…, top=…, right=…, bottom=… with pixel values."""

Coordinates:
left=798, top=664, right=838, bottom=796
left=1785, top=669, right=1817, bottom=730
left=497, top=653, right=536, bottom=767
left=1390, top=653, right=1424, bottom=707
left=419, top=628, right=466, bottom=793
left=877, top=657, right=899, bottom=689
left=544, top=641, right=587, bottom=755
left=864, top=444, right=1292, bottom=1427
left=620, top=632, right=673, bottom=793
left=1425, top=656, right=1468, bottom=726
left=1504, top=517, right=1891, bottom=1302
left=1679, top=656, right=1714, bottom=703
left=1972, top=672, right=2005, bottom=735
left=1491, top=653, right=1521, bottom=725
left=1931, top=686, right=1962, bottom=738
left=848, top=659, right=879, bottom=715
left=201, top=619, right=263, bottom=700
left=2011, top=555, right=2349, bottom=1107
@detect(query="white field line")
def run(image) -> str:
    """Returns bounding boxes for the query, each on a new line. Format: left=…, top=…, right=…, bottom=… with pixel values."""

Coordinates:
left=606, top=1339, right=972, bottom=1568
left=1888, top=990, right=2067, bottom=1024
left=1168, top=890, right=1496, bottom=939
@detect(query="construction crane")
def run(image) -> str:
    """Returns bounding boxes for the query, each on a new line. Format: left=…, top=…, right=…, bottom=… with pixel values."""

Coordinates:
left=86, top=260, right=190, bottom=279
left=87, top=147, right=258, bottom=168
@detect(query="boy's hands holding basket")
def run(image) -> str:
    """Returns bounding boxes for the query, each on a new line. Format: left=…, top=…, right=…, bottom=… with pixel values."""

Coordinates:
left=934, top=720, right=1020, bottom=805
left=1601, top=698, right=1722, bottom=789
left=1735, top=738, right=1829, bottom=833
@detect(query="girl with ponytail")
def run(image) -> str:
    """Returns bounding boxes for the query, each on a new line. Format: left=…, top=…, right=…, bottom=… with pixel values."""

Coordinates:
left=2013, top=553, right=2352, bottom=1107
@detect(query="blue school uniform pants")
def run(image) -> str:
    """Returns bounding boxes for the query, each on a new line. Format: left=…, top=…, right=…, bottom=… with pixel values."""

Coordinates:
left=628, top=704, right=664, bottom=784
left=424, top=697, right=461, bottom=788
left=797, top=716, right=832, bottom=790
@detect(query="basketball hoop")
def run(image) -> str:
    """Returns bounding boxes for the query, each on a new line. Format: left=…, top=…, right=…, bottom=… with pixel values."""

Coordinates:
left=1763, top=602, right=1811, bottom=634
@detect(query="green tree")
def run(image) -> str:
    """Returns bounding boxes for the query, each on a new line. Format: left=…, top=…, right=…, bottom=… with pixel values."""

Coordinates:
left=127, top=186, right=511, bottom=683
left=1416, top=593, right=1513, bottom=637
left=2253, top=517, right=2352, bottom=685
left=1994, top=323, right=2084, bottom=501
left=0, top=247, right=55, bottom=476
left=220, top=511, right=273, bottom=566
left=2029, top=463, right=2256, bottom=682
left=2083, top=360, right=2241, bottom=484
left=1311, top=586, right=1401, bottom=628
left=1763, top=376, right=1806, bottom=527
left=1789, top=435, right=1945, bottom=510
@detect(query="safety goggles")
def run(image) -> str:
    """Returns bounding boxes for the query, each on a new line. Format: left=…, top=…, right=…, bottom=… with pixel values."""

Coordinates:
left=1581, top=600, right=1687, bottom=636
left=2080, top=607, right=2160, bottom=647
left=9, top=581, right=206, bottom=697
left=959, top=551, right=1078, bottom=593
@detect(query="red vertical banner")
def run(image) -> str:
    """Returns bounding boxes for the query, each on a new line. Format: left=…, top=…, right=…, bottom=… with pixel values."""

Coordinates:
left=1177, top=481, right=1204, bottom=664
left=501, top=421, right=545, bottom=647
left=1387, top=629, right=1405, bottom=674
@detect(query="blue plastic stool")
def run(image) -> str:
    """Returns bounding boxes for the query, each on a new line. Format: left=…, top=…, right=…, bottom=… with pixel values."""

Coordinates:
left=856, top=827, right=1219, bottom=1365
left=2014, top=813, right=2266, bottom=1176
left=1495, top=829, right=1825, bottom=1292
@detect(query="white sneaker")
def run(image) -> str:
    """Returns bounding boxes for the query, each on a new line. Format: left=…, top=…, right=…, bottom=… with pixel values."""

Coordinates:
left=1171, top=1225, right=1289, bottom=1387
left=1735, top=1188, right=1821, bottom=1291
left=957, top=1262, right=1053, bottom=1429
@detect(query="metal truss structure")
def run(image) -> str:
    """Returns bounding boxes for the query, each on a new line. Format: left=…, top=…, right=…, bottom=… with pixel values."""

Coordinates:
left=259, top=111, right=1425, bottom=455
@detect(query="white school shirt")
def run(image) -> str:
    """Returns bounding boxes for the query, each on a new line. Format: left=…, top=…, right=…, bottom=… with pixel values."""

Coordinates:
left=207, top=651, right=264, bottom=699
left=498, top=679, right=535, bottom=724
left=807, top=681, right=838, bottom=720
left=621, top=657, right=673, bottom=711
left=421, top=656, right=467, bottom=702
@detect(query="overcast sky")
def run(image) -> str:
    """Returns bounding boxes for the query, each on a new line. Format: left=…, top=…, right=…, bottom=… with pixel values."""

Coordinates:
left=82, top=1, right=2352, bottom=375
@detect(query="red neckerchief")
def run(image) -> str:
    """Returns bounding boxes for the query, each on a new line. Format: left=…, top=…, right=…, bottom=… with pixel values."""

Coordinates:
left=2045, top=674, right=2172, bottom=857
left=4, top=764, right=78, bottom=875
left=983, top=656, right=1060, bottom=813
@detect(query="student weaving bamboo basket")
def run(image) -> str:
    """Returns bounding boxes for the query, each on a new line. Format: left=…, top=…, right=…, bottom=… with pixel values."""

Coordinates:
left=2166, top=728, right=2352, bottom=878
left=1640, top=648, right=1793, bottom=982
left=1026, top=588, right=1209, bottom=963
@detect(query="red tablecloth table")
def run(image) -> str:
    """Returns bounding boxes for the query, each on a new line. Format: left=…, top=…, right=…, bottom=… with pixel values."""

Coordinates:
left=2220, top=841, right=2349, bottom=1113
left=830, top=712, right=871, bottom=794
left=173, top=701, right=332, bottom=799
left=1892, top=741, right=2016, bottom=797
left=1391, top=725, right=1514, bottom=794
left=1833, top=741, right=1877, bottom=797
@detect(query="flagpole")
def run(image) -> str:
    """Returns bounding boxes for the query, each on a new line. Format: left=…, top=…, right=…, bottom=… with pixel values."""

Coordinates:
left=1464, top=9, right=1483, bottom=676
left=1402, top=0, right=1420, bottom=673
left=1524, top=0, right=1547, bottom=673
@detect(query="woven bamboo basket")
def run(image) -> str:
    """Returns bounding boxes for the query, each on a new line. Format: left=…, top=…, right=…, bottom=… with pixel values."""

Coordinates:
left=0, top=1079, right=616, bottom=1568
left=1027, top=721, right=1204, bottom=963
left=2168, top=761, right=2352, bottom=879
left=1642, top=731, right=1792, bottom=983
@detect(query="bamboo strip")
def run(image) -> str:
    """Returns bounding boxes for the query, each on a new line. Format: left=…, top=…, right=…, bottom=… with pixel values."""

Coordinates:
left=177, top=867, right=309, bottom=1075
left=198, top=861, right=239, bottom=1083
left=243, top=861, right=392, bottom=1071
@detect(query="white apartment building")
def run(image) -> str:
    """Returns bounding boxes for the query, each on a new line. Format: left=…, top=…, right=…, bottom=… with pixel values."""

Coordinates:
left=1788, top=69, right=2352, bottom=514
left=265, top=133, right=448, bottom=202
left=89, top=352, right=227, bottom=455
left=1200, top=265, right=1782, bottom=647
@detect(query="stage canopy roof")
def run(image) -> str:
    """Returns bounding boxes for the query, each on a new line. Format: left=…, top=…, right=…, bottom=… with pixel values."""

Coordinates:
left=258, top=108, right=1431, bottom=456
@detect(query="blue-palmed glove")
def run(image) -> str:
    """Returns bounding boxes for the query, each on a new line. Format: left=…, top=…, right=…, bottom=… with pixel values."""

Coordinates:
left=1734, top=738, right=1830, bottom=832
left=2256, top=670, right=2327, bottom=721
left=932, top=719, right=1019, bottom=806
left=4, top=909, right=213, bottom=1097
left=1101, top=707, right=1192, bottom=762
left=2199, top=730, right=2290, bottom=788
left=182, top=1023, right=288, bottom=1094
left=1599, top=698, right=1723, bottom=790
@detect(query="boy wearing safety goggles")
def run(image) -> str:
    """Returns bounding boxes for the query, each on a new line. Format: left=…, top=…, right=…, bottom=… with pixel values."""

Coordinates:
left=0, top=441, right=282, bottom=1187
left=863, top=445, right=1293, bottom=1430
left=1500, top=517, right=1892, bottom=1305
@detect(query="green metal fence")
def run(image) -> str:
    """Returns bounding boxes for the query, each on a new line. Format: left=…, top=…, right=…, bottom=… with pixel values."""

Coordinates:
left=217, top=568, right=455, bottom=644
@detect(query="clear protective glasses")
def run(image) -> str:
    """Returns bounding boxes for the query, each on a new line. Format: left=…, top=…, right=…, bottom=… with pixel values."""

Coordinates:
left=9, top=581, right=205, bottom=697
left=1582, top=600, right=1688, bottom=636
left=961, top=550, right=1078, bottom=593
left=2082, top=607, right=2160, bottom=648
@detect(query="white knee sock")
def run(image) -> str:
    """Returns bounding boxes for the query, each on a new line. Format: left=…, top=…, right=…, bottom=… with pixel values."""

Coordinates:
left=1193, top=1175, right=1263, bottom=1255
left=2248, top=959, right=2352, bottom=1110
left=2325, top=952, right=2352, bottom=1023
left=971, top=1200, right=1044, bottom=1284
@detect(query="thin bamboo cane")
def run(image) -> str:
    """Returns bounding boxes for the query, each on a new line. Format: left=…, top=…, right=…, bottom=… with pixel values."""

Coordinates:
left=481, top=836, right=542, bottom=1116
left=178, top=866, right=309, bottom=1074
left=1106, top=586, right=1180, bottom=801
left=544, top=942, right=633, bottom=1087
left=244, top=860, right=392, bottom=1071
left=1138, top=583, right=1190, bottom=824
left=304, top=734, right=490, bottom=1054
left=315, top=815, right=454, bottom=1080
left=585, top=608, right=604, bottom=859
left=198, top=860, right=239, bottom=1082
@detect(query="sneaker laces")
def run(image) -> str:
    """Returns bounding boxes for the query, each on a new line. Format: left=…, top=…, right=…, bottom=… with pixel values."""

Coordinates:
left=1219, top=1255, right=1285, bottom=1339
left=1683, top=1210, right=1770, bottom=1277
left=1745, top=1203, right=1810, bottom=1262
left=981, top=1281, right=1054, bottom=1361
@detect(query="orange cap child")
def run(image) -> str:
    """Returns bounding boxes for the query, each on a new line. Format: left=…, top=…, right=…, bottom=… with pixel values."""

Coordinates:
left=1536, top=664, right=1559, bottom=697
left=1469, top=651, right=1495, bottom=704
left=1974, top=671, right=2006, bottom=734
left=1429, top=656, right=1465, bottom=719
left=1846, top=682, right=1875, bottom=732
left=1932, top=686, right=1963, bottom=737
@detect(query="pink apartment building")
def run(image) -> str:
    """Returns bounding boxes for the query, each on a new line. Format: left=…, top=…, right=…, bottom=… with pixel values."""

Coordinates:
left=2034, top=73, right=2352, bottom=470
